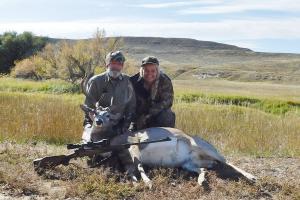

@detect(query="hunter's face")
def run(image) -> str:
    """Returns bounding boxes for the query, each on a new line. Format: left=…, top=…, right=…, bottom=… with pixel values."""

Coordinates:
left=143, top=64, right=158, bottom=84
left=108, top=60, right=124, bottom=72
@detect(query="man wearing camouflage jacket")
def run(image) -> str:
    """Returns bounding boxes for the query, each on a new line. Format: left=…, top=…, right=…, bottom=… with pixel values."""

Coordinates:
left=130, top=56, right=175, bottom=130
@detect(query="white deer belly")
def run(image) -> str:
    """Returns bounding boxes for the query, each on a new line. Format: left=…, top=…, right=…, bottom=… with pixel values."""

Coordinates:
left=139, top=137, right=191, bottom=167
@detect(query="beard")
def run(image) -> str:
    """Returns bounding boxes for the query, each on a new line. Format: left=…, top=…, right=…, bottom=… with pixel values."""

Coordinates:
left=107, top=68, right=121, bottom=79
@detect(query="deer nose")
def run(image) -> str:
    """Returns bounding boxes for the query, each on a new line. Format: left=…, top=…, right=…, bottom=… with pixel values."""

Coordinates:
left=95, top=118, right=103, bottom=126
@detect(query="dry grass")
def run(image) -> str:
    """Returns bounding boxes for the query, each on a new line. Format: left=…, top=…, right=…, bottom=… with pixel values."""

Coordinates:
left=0, top=92, right=83, bottom=144
left=175, top=103, right=300, bottom=157
left=0, top=142, right=299, bottom=200
left=0, top=91, right=299, bottom=156
left=0, top=78, right=300, bottom=199
left=173, top=79, right=300, bottom=102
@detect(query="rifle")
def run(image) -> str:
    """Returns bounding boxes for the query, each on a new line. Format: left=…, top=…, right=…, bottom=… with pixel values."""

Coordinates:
left=33, top=137, right=171, bottom=170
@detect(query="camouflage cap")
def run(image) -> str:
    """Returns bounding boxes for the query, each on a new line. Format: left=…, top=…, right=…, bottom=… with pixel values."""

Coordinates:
left=106, top=51, right=125, bottom=65
left=141, top=56, right=159, bottom=67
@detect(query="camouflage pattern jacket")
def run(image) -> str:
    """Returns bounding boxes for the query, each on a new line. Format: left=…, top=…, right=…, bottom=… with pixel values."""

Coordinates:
left=130, top=72, right=174, bottom=120
left=83, top=72, right=136, bottom=129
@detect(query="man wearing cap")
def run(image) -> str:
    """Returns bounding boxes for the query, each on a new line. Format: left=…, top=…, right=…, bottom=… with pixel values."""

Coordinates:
left=130, top=56, right=175, bottom=130
left=82, top=51, right=136, bottom=142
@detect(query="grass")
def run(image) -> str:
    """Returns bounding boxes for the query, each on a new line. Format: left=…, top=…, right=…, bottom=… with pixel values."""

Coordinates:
left=0, top=77, right=299, bottom=156
left=0, top=91, right=299, bottom=157
left=0, top=77, right=300, bottom=199
left=0, top=143, right=299, bottom=199
left=176, top=93, right=300, bottom=115
left=173, top=79, right=300, bottom=102
left=175, top=103, right=300, bottom=157
left=0, top=77, right=80, bottom=94
left=0, top=92, right=83, bottom=144
left=1, top=77, right=300, bottom=115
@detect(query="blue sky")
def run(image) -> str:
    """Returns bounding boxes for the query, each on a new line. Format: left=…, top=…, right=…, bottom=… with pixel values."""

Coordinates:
left=1, top=0, right=300, bottom=53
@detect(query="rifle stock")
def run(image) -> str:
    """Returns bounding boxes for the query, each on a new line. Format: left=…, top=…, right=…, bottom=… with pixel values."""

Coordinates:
left=33, top=137, right=171, bottom=170
left=33, top=155, right=72, bottom=169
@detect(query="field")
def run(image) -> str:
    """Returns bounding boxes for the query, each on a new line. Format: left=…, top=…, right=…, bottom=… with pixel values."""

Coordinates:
left=0, top=77, right=299, bottom=199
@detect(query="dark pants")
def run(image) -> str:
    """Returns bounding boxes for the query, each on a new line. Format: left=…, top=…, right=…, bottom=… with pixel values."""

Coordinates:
left=136, top=109, right=176, bottom=130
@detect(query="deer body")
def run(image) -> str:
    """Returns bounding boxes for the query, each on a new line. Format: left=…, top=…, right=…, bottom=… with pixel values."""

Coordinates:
left=110, top=127, right=256, bottom=187
left=112, top=127, right=224, bottom=168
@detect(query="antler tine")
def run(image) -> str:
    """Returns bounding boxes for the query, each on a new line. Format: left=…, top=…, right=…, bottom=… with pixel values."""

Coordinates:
left=80, top=73, right=89, bottom=96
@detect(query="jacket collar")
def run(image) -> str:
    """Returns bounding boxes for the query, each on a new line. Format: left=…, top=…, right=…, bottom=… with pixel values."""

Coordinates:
left=137, top=74, right=143, bottom=82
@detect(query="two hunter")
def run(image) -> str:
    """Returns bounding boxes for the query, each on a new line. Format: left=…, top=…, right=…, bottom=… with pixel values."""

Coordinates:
left=82, top=51, right=175, bottom=142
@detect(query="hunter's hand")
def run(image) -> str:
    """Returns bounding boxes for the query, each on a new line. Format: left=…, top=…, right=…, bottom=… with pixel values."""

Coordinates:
left=122, top=127, right=132, bottom=135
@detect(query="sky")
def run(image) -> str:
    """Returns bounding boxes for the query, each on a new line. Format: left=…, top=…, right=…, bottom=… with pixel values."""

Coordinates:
left=1, top=0, right=300, bottom=53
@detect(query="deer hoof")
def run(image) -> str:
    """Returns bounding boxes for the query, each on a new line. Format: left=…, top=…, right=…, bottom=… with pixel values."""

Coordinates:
left=145, top=180, right=153, bottom=189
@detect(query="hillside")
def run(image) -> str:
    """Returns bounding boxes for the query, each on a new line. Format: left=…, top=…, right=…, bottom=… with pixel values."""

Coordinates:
left=52, top=36, right=300, bottom=83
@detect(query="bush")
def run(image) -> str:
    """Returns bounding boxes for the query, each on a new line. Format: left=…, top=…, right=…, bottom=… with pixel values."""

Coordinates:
left=11, top=55, right=53, bottom=80
left=0, top=31, right=47, bottom=73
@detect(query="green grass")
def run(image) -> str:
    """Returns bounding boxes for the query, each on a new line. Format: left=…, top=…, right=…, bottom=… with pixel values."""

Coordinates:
left=0, top=77, right=80, bottom=94
left=176, top=93, right=300, bottom=115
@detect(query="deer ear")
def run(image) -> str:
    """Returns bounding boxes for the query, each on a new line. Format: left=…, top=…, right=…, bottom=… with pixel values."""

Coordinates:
left=80, top=104, right=88, bottom=112
left=80, top=104, right=95, bottom=114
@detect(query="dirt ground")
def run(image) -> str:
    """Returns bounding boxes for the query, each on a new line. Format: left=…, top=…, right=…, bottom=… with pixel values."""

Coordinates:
left=0, top=142, right=299, bottom=200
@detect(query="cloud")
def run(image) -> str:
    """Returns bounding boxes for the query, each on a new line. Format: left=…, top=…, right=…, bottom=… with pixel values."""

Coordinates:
left=179, top=0, right=300, bottom=14
left=134, top=0, right=222, bottom=8
left=1, top=18, right=300, bottom=41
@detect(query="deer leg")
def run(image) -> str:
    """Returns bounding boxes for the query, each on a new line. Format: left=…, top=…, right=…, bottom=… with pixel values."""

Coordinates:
left=226, top=162, right=257, bottom=183
left=124, top=159, right=152, bottom=188
left=118, top=149, right=139, bottom=185
left=197, top=168, right=207, bottom=186
left=137, top=162, right=152, bottom=188
left=182, top=163, right=208, bottom=186
left=125, top=164, right=139, bottom=185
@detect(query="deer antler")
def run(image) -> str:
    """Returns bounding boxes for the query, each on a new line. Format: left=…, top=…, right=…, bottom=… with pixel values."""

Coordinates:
left=80, top=73, right=94, bottom=96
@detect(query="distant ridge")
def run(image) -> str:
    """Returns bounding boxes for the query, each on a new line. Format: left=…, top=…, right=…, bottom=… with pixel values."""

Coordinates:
left=120, top=36, right=252, bottom=51
left=49, top=36, right=300, bottom=83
